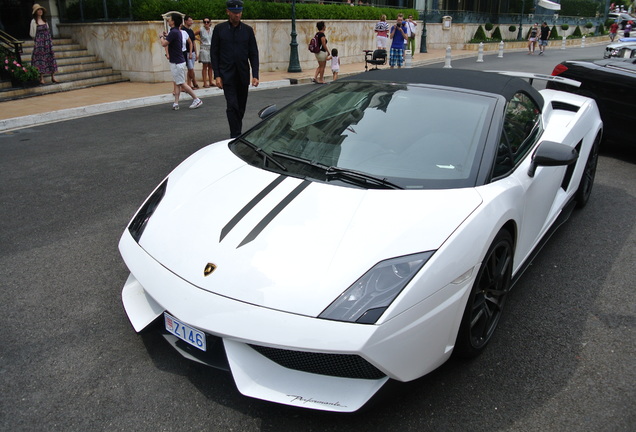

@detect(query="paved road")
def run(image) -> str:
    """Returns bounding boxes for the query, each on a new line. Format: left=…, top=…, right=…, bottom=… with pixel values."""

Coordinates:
left=1, top=46, right=634, bottom=431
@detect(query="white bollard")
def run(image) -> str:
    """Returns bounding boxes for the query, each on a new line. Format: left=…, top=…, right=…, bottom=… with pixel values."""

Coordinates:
left=405, top=49, right=413, bottom=68
left=581, top=36, right=586, bottom=47
left=443, top=45, right=452, bottom=68
left=561, top=36, right=566, bottom=50
left=477, top=42, right=484, bottom=62
left=498, top=41, right=504, bottom=58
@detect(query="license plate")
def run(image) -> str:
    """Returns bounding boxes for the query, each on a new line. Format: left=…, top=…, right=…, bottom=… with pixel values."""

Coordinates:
left=164, top=313, right=206, bottom=351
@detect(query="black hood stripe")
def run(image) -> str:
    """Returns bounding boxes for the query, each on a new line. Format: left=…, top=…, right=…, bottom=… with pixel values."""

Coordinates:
left=220, top=175, right=286, bottom=242
left=237, top=180, right=311, bottom=248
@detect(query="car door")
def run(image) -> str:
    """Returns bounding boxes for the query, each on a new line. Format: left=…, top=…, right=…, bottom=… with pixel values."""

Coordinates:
left=493, top=92, right=565, bottom=266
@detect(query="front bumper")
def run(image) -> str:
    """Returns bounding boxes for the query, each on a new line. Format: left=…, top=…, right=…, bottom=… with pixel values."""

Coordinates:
left=119, top=231, right=472, bottom=412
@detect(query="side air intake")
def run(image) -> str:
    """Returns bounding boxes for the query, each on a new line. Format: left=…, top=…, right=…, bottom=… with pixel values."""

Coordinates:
left=552, top=101, right=580, bottom=112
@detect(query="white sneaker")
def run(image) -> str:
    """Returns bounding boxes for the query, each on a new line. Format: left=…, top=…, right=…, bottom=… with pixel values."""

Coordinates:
left=189, top=98, right=203, bottom=109
left=172, top=103, right=179, bottom=110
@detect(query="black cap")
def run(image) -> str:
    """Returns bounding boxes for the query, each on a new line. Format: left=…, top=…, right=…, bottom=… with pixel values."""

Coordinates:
left=226, top=0, right=243, bottom=11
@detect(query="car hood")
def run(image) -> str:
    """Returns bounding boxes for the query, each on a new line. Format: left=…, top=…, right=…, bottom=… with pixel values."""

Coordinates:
left=138, top=143, right=483, bottom=317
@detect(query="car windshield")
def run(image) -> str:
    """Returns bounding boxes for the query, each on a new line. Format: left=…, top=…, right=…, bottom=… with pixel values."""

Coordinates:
left=234, top=81, right=496, bottom=189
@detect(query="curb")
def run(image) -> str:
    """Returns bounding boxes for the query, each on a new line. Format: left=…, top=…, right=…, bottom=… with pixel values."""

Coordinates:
left=0, top=79, right=291, bottom=133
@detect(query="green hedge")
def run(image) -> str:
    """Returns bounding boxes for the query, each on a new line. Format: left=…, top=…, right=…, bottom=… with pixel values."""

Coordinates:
left=63, top=0, right=417, bottom=22
left=559, top=0, right=599, bottom=17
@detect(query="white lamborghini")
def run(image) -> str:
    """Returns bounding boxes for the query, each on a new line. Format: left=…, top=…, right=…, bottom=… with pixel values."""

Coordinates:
left=119, top=69, right=602, bottom=412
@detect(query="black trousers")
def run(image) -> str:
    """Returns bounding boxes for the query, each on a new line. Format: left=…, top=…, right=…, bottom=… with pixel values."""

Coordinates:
left=223, top=81, right=249, bottom=138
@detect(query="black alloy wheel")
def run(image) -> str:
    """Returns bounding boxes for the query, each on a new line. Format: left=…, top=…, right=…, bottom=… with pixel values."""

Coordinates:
left=574, top=131, right=601, bottom=209
left=454, top=230, right=514, bottom=358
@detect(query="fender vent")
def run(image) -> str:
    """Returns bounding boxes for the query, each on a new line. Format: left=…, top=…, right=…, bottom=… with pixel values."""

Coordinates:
left=552, top=101, right=579, bottom=112
left=249, top=345, right=386, bottom=379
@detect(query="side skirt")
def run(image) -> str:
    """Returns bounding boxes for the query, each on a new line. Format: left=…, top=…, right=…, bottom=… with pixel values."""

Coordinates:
left=510, top=197, right=577, bottom=288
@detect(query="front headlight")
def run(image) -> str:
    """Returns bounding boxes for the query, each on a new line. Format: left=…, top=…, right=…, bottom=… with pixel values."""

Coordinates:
left=319, top=251, right=434, bottom=324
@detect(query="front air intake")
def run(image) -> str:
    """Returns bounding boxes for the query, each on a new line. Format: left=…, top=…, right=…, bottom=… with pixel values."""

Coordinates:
left=249, top=345, right=386, bottom=379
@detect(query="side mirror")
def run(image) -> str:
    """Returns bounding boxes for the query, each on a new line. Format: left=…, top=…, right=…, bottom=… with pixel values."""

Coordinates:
left=258, top=104, right=277, bottom=119
left=528, top=140, right=578, bottom=177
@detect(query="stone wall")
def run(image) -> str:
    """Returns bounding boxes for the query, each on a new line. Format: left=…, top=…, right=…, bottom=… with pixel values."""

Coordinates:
left=57, top=20, right=602, bottom=82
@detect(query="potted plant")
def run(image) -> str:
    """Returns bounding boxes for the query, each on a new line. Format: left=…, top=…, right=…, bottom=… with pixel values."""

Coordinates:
left=2, top=55, right=41, bottom=87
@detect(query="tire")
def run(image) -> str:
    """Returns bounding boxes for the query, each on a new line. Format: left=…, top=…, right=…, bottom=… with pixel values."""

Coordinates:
left=575, top=131, right=601, bottom=209
left=454, top=230, right=514, bottom=358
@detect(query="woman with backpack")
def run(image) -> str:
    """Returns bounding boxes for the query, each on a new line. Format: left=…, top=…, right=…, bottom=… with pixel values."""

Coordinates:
left=312, top=21, right=331, bottom=84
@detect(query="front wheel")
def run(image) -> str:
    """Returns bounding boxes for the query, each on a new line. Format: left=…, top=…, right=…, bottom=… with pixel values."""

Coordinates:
left=454, top=230, right=514, bottom=358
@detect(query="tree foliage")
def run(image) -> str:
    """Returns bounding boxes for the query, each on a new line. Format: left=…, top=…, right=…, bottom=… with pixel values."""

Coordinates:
left=491, top=26, right=503, bottom=40
left=472, top=25, right=488, bottom=41
left=549, top=25, right=560, bottom=39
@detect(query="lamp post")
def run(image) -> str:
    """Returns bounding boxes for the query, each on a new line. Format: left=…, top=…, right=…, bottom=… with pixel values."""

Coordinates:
left=517, top=0, right=525, bottom=40
left=288, top=0, right=302, bottom=73
left=420, top=0, right=428, bottom=53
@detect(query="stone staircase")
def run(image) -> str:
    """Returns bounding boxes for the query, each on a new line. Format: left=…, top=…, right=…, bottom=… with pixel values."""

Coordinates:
left=0, top=38, right=128, bottom=101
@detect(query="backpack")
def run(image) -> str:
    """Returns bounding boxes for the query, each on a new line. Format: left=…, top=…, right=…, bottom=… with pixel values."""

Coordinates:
left=308, top=34, right=321, bottom=53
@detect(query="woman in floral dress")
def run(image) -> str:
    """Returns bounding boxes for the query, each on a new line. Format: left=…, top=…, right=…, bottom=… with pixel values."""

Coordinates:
left=29, top=4, right=58, bottom=84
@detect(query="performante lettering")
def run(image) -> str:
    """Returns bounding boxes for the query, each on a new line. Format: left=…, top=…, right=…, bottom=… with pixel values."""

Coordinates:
left=287, top=395, right=347, bottom=408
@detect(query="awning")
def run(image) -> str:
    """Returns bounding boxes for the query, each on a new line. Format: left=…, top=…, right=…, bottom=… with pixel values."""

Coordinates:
left=538, top=0, right=561, bottom=11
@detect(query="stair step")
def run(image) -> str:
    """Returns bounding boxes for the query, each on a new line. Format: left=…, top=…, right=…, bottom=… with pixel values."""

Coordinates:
left=57, top=62, right=107, bottom=74
left=20, top=38, right=74, bottom=48
left=0, top=74, right=129, bottom=101
left=22, top=43, right=84, bottom=56
left=1, top=38, right=131, bottom=102
left=21, top=58, right=105, bottom=72
left=52, top=56, right=100, bottom=66
left=56, top=67, right=116, bottom=81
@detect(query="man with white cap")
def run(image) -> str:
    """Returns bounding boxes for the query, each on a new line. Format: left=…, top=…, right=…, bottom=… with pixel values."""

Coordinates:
left=211, top=0, right=260, bottom=138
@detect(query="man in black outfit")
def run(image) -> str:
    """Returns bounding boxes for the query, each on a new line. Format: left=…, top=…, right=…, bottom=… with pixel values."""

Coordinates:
left=211, top=0, right=260, bottom=138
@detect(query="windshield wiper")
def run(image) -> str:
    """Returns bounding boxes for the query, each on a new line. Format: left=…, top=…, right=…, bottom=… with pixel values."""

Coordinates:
left=325, top=167, right=403, bottom=190
left=271, top=151, right=329, bottom=170
left=271, top=151, right=402, bottom=190
left=236, top=137, right=287, bottom=171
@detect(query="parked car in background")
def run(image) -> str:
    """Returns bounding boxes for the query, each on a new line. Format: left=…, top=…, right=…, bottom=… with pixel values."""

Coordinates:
left=604, top=41, right=636, bottom=58
left=608, top=12, right=635, bottom=30
left=548, top=58, right=636, bottom=144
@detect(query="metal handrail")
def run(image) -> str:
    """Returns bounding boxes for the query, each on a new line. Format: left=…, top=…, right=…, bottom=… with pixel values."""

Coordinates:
left=0, top=30, right=24, bottom=64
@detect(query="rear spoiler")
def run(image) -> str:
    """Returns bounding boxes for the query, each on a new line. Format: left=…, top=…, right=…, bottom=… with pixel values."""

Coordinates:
left=486, top=71, right=582, bottom=88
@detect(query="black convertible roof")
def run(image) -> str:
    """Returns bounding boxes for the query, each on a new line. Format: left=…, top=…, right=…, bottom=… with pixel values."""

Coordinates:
left=345, top=68, right=544, bottom=107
